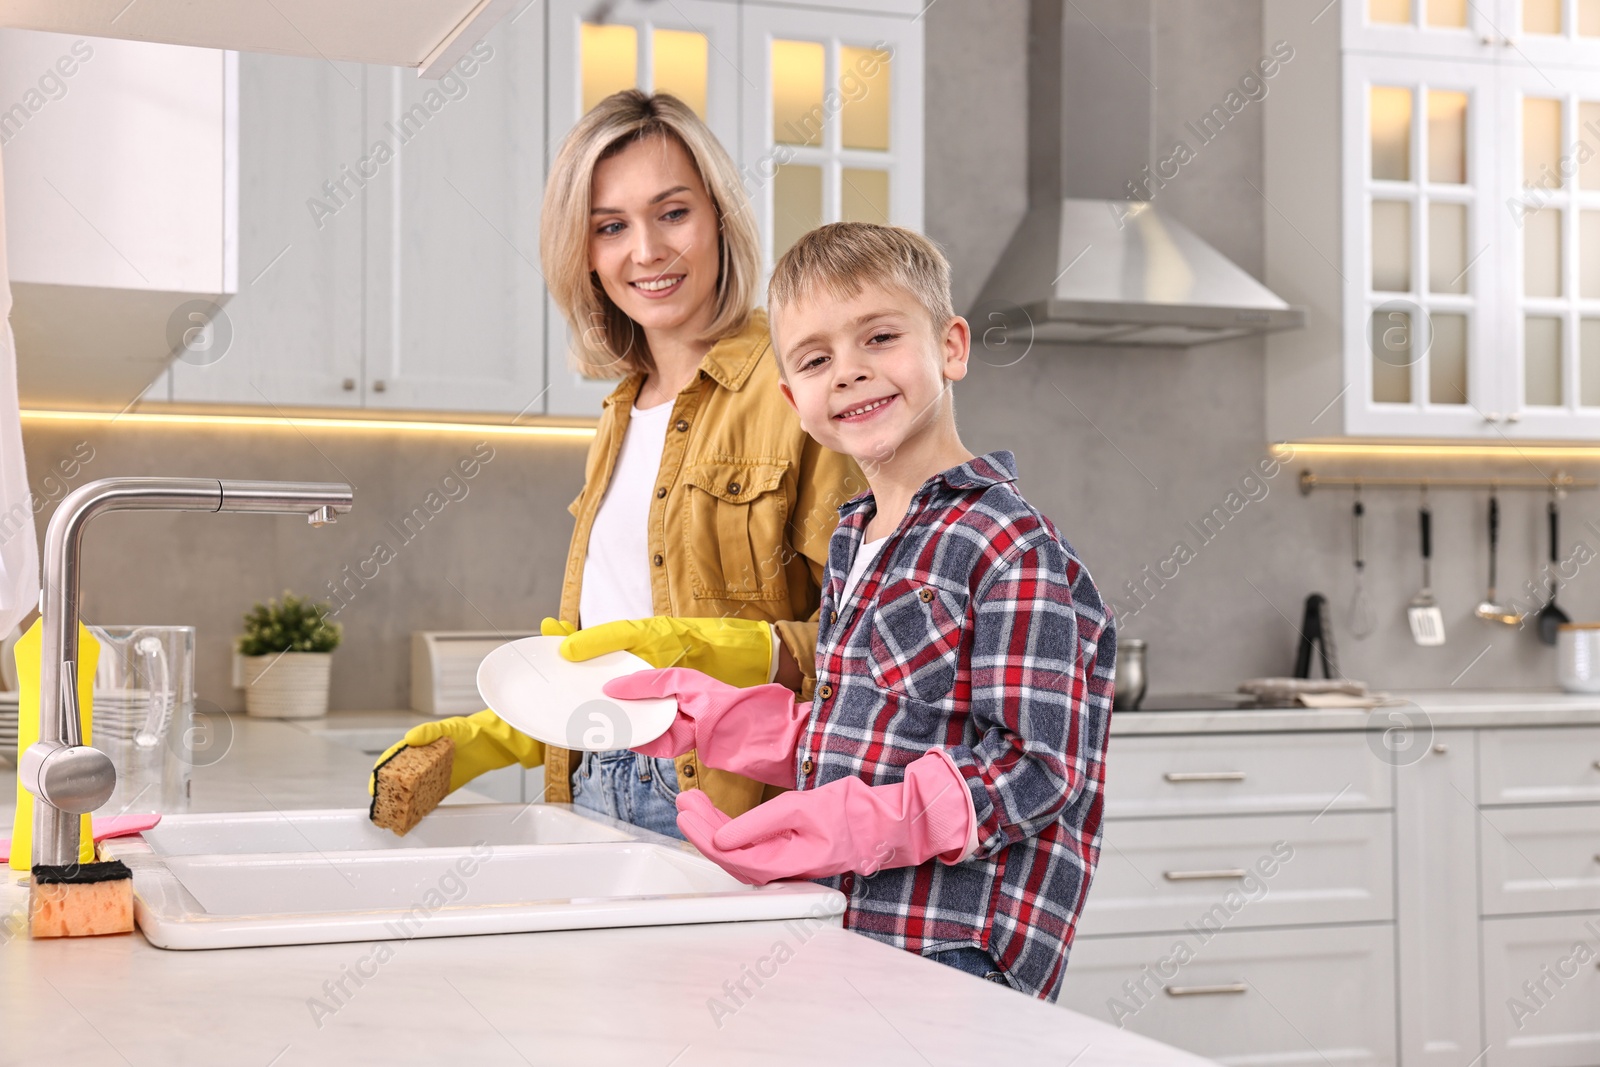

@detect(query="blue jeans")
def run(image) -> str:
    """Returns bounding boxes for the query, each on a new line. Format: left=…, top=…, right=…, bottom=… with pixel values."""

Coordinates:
left=927, top=946, right=1012, bottom=988
left=570, top=749, right=686, bottom=840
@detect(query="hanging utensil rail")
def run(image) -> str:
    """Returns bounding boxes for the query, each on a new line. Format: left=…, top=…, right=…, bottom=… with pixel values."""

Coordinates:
left=1299, top=472, right=1596, bottom=496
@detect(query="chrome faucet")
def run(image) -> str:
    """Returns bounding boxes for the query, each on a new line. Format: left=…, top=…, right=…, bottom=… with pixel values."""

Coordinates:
left=19, top=478, right=354, bottom=867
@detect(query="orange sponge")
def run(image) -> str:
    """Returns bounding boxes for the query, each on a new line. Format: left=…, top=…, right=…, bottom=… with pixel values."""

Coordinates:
left=370, top=737, right=454, bottom=836
left=29, top=860, right=134, bottom=938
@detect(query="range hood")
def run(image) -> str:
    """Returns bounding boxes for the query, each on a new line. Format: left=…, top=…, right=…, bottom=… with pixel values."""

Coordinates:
left=977, top=198, right=1305, bottom=347
left=975, top=0, right=1304, bottom=348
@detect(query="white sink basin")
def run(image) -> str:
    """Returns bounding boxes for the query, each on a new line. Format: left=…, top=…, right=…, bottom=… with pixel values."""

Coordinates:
left=102, top=804, right=845, bottom=950
left=138, top=804, right=631, bottom=855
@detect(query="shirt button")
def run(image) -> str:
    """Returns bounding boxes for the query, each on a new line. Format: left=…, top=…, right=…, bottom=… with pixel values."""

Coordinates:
left=919, top=588, right=934, bottom=602
left=801, top=758, right=815, bottom=776
left=682, top=764, right=696, bottom=778
left=653, top=553, right=664, bottom=566
left=727, top=482, right=741, bottom=496
left=817, top=684, right=833, bottom=699
left=674, top=419, right=690, bottom=433
left=829, top=610, right=837, bottom=624
left=656, top=486, right=667, bottom=499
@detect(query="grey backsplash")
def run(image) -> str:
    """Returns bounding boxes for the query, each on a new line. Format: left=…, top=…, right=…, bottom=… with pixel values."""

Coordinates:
left=17, top=0, right=1597, bottom=710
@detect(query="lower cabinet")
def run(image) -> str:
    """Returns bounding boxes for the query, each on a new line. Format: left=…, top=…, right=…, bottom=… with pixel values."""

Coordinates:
left=1070, top=723, right=1600, bottom=1067
left=1481, top=913, right=1600, bottom=1067
left=1058, top=924, right=1398, bottom=1066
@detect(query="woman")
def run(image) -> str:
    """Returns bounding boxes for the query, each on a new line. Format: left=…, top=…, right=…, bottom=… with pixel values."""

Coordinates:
left=373, top=91, right=859, bottom=837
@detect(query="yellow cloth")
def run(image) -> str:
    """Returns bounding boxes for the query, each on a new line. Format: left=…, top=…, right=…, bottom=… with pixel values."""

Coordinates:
left=554, top=615, right=773, bottom=689
left=10, top=618, right=100, bottom=870
left=369, top=709, right=546, bottom=797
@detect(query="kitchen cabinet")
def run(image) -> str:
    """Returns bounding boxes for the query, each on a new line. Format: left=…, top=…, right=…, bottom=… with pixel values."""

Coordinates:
left=1062, top=730, right=1400, bottom=1066
left=1059, top=925, right=1398, bottom=1067
left=1481, top=912, right=1600, bottom=1067
left=161, top=0, right=924, bottom=418
left=1394, top=730, right=1482, bottom=1067
left=0, top=30, right=239, bottom=410
left=1266, top=2, right=1600, bottom=440
left=1102, top=730, right=1392, bottom=818
left=1478, top=723, right=1600, bottom=803
left=359, top=23, right=547, bottom=415
left=542, top=0, right=924, bottom=416
left=1065, top=720, right=1600, bottom=1067
left=164, top=53, right=364, bottom=407
left=168, top=14, right=545, bottom=413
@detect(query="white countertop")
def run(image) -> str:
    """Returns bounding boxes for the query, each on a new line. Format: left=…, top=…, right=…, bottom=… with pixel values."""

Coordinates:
left=1114, top=687, right=1600, bottom=734
left=0, top=713, right=1218, bottom=1067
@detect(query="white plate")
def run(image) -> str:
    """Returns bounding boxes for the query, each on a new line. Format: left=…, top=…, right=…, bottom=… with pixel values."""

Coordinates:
left=475, top=636, right=676, bottom=752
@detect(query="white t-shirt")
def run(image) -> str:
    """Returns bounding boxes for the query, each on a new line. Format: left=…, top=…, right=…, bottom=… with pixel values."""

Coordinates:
left=839, top=534, right=889, bottom=607
left=579, top=400, right=673, bottom=629
left=578, top=395, right=780, bottom=683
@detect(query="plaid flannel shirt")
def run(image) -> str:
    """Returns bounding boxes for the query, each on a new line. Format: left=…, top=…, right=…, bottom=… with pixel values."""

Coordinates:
left=795, top=450, right=1115, bottom=1002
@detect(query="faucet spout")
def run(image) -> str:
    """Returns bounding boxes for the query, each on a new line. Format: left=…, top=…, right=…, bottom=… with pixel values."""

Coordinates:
left=21, top=477, right=354, bottom=867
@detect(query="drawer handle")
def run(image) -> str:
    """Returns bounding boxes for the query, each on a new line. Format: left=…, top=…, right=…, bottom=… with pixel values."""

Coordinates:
left=1164, top=868, right=1249, bottom=881
left=1165, top=983, right=1249, bottom=997
left=1164, top=771, right=1247, bottom=783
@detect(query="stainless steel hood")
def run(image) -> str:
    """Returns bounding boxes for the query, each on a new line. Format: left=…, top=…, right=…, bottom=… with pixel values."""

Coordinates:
left=977, top=198, right=1305, bottom=347
left=975, top=0, right=1304, bottom=348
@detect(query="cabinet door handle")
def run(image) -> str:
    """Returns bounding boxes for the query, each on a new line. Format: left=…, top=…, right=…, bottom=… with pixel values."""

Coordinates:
left=1164, top=869, right=1249, bottom=881
left=1164, top=771, right=1246, bottom=782
left=1165, top=983, right=1249, bottom=997
left=372, top=379, right=387, bottom=393
left=1592, top=760, right=1600, bottom=771
left=341, top=378, right=356, bottom=391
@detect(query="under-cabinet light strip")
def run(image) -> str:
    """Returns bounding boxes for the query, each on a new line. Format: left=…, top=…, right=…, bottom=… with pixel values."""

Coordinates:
left=1274, top=441, right=1600, bottom=460
left=18, top=409, right=598, bottom=440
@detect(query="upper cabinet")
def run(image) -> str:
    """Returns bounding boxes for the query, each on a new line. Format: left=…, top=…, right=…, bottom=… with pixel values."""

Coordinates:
left=166, top=21, right=547, bottom=415
left=541, top=0, right=923, bottom=416
left=157, top=0, right=923, bottom=419
left=1266, top=0, right=1600, bottom=441
left=0, top=31, right=238, bottom=410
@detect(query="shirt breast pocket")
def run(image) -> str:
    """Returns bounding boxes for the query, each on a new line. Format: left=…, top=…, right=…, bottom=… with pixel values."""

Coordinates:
left=867, top=576, right=968, bottom=705
left=682, top=459, right=791, bottom=602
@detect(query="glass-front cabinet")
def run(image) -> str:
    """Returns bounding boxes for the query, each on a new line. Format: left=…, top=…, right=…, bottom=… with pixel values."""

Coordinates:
left=543, top=0, right=922, bottom=415
left=1266, top=0, right=1600, bottom=440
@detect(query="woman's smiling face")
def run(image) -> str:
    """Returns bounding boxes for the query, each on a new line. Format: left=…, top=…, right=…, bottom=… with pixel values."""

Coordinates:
left=588, top=133, right=722, bottom=345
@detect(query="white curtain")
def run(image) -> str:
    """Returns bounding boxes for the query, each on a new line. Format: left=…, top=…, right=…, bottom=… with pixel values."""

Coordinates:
left=0, top=145, right=39, bottom=641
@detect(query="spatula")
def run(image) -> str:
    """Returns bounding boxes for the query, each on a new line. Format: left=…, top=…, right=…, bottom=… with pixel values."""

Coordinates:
left=1408, top=501, right=1445, bottom=645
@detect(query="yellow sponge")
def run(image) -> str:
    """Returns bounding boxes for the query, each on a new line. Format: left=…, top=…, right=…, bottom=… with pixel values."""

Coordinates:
left=370, top=738, right=454, bottom=836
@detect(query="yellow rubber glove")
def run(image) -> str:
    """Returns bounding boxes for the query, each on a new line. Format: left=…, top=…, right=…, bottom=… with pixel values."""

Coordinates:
left=549, top=616, right=773, bottom=689
left=368, top=710, right=546, bottom=797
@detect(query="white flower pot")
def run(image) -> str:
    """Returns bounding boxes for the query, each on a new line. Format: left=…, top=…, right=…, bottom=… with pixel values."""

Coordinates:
left=241, top=651, right=333, bottom=719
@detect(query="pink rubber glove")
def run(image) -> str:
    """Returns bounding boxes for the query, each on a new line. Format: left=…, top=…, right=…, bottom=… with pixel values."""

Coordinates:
left=603, top=667, right=809, bottom=788
left=674, top=751, right=976, bottom=886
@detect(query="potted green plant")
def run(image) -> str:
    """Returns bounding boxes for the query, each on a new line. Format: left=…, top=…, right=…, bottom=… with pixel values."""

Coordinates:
left=236, top=591, right=342, bottom=718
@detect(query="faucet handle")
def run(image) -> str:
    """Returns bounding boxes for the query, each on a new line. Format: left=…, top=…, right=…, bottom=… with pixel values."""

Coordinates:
left=20, top=740, right=116, bottom=815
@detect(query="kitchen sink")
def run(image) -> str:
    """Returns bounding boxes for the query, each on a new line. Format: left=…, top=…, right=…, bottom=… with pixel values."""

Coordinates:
left=101, top=804, right=845, bottom=950
left=136, top=804, right=630, bottom=855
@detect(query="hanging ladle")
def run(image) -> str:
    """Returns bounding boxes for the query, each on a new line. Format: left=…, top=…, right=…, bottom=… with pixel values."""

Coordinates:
left=1537, top=490, right=1572, bottom=645
left=1476, top=490, right=1521, bottom=626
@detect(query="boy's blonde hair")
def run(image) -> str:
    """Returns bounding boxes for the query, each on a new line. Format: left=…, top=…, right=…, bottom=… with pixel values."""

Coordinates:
left=766, top=222, right=955, bottom=352
left=540, top=90, right=761, bottom=379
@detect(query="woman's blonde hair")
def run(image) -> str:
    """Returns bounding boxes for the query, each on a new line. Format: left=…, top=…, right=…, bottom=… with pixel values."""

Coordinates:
left=540, top=90, right=760, bottom=379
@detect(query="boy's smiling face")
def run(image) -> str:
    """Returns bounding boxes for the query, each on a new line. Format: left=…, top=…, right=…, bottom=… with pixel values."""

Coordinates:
left=773, top=282, right=970, bottom=467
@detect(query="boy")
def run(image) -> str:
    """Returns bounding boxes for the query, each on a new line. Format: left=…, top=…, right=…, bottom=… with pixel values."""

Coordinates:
left=603, top=222, right=1115, bottom=1001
